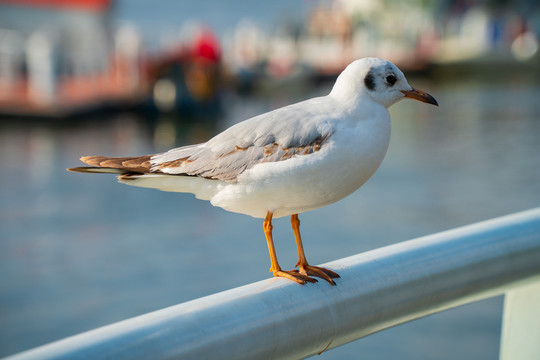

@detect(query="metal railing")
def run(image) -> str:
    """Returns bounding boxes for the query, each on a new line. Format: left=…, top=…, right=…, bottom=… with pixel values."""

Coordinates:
left=7, top=208, right=540, bottom=360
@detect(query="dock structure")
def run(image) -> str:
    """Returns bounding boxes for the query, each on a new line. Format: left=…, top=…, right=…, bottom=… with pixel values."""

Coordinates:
left=7, top=208, right=540, bottom=360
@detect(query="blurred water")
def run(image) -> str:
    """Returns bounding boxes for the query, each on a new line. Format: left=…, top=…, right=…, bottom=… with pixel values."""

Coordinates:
left=1, top=76, right=540, bottom=359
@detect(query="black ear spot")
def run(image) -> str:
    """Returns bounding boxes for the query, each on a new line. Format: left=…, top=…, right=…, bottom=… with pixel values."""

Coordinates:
left=385, top=74, right=397, bottom=86
left=364, top=70, right=375, bottom=91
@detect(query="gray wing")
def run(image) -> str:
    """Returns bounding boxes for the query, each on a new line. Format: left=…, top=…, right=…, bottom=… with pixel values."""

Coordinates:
left=151, top=97, right=336, bottom=182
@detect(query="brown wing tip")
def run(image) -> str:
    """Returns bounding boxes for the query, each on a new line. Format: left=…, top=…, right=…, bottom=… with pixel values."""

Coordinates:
left=67, top=166, right=127, bottom=174
left=67, top=167, right=85, bottom=173
left=77, top=155, right=152, bottom=173
left=80, top=156, right=107, bottom=167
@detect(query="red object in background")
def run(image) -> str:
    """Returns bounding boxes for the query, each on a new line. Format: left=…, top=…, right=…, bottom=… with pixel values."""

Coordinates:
left=192, top=28, right=221, bottom=63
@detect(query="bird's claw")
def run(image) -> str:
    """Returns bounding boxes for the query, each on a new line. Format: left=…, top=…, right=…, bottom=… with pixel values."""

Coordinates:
left=294, top=265, right=340, bottom=286
left=272, top=269, right=318, bottom=285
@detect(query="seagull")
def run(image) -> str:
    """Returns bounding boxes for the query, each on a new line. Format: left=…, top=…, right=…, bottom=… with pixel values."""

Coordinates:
left=68, top=58, right=437, bottom=286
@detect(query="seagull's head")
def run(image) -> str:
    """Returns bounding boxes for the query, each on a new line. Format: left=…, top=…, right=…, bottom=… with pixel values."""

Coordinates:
left=331, top=58, right=438, bottom=109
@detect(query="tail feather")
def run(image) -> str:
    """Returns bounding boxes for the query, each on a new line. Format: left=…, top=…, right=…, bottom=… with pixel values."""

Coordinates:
left=69, top=155, right=153, bottom=174
left=69, top=156, right=221, bottom=201
left=117, top=173, right=219, bottom=200
left=67, top=167, right=128, bottom=174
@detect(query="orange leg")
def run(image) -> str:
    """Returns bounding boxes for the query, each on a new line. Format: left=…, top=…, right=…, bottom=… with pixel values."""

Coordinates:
left=263, top=211, right=316, bottom=285
left=291, top=214, right=340, bottom=285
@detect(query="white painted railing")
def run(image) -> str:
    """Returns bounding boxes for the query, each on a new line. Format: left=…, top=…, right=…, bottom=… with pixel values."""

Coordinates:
left=6, top=208, right=540, bottom=360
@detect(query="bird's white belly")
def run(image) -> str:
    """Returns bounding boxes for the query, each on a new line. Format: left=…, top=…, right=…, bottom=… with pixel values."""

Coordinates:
left=211, top=117, right=391, bottom=218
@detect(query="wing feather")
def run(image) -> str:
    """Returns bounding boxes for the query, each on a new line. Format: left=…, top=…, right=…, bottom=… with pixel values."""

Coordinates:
left=73, top=96, right=337, bottom=181
left=151, top=96, right=336, bottom=182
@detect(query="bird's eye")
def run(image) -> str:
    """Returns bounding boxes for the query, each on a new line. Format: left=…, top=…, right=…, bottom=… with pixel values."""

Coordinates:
left=385, top=74, right=397, bottom=86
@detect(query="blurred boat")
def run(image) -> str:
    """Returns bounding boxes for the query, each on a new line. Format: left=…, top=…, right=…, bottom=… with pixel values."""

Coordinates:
left=0, top=1, right=222, bottom=120
left=0, top=0, right=143, bottom=118
left=222, top=0, right=539, bottom=89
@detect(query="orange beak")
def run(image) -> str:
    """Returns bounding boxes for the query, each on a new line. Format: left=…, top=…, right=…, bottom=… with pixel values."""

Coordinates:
left=401, top=88, right=438, bottom=106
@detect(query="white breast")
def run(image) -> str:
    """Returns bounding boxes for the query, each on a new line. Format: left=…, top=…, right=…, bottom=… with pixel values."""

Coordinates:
left=210, top=112, right=391, bottom=219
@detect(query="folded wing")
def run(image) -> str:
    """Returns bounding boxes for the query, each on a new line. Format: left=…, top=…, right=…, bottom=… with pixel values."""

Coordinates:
left=69, top=97, right=336, bottom=182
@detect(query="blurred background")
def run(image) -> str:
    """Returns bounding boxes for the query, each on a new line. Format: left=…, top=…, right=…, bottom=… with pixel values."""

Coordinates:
left=1, top=0, right=539, bottom=358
